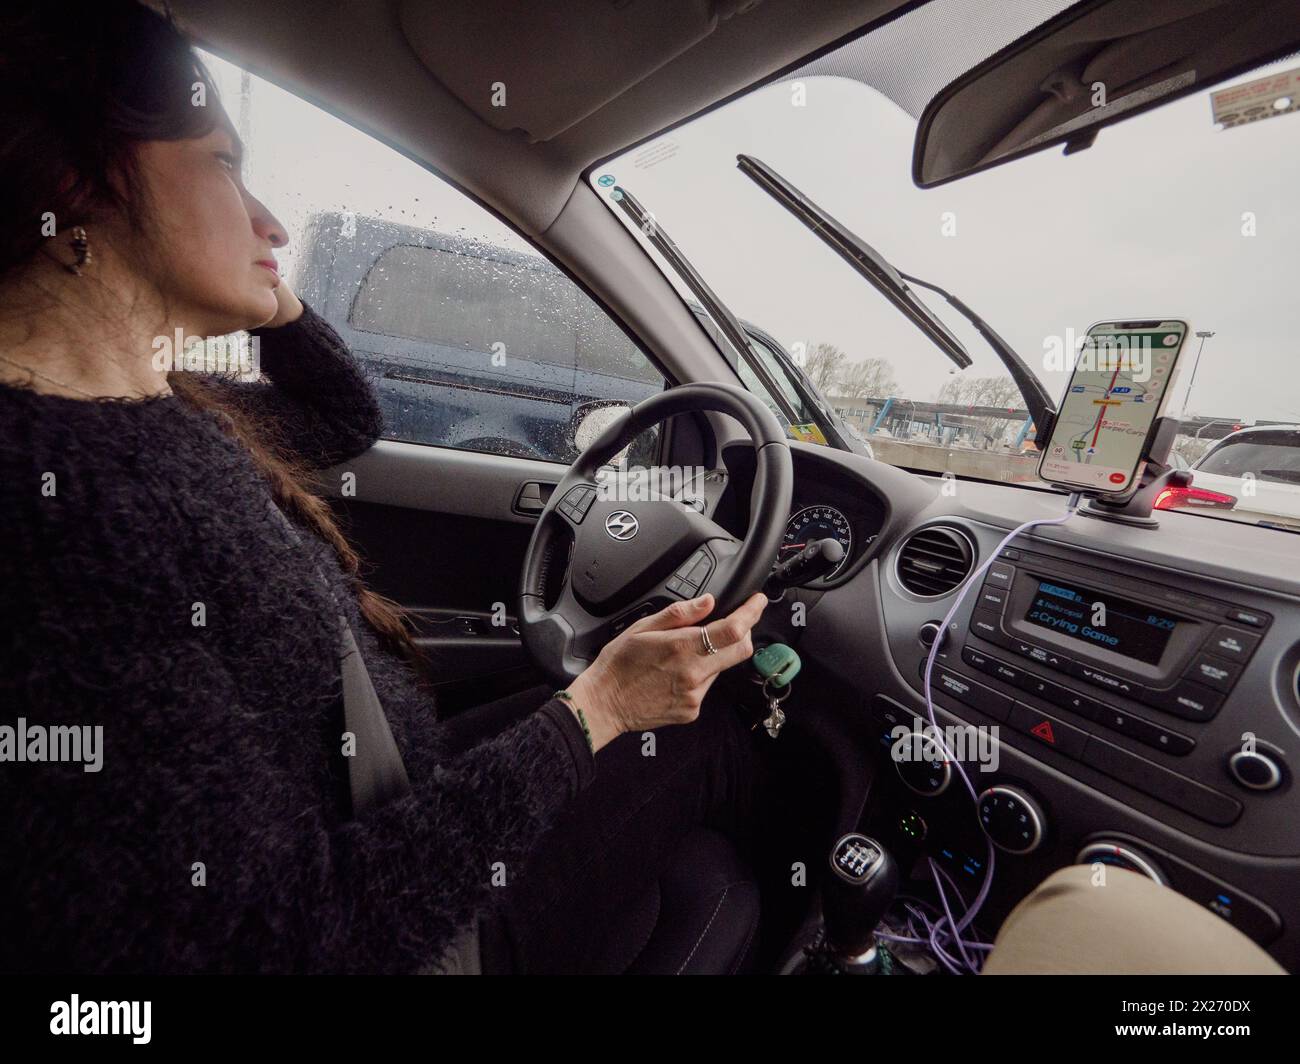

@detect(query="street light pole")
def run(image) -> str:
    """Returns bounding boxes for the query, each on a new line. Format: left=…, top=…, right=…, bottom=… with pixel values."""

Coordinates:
left=1184, top=330, right=1215, bottom=416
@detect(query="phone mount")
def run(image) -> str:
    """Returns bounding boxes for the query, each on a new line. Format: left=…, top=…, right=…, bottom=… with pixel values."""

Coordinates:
left=1072, top=415, right=1190, bottom=528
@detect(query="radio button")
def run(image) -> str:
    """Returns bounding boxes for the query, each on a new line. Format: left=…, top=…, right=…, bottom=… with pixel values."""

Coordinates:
left=1015, top=669, right=1070, bottom=704
left=1205, top=625, right=1261, bottom=662
left=1091, top=705, right=1195, bottom=756
left=1146, top=679, right=1225, bottom=722
left=1010, top=639, right=1071, bottom=671
left=961, top=646, right=996, bottom=674
left=1068, top=661, right=1141, bottom=699
left=1225, top=608, right=1268, bottom=628
left=932, top=667, right=1013, bottom=722
left=968, top=610, right=1008, bottom=645
left=1185, top=653, right=1241, bottom=693
left=988, top=658, right=1022, bottom=686
left=1009, top=702, right=1088, bottom=759
left=984, top=562, right=1015, bottom=588
left=1042, top=684, right=1107, bottom=723
left=978, top=586, right=1008, bottom=611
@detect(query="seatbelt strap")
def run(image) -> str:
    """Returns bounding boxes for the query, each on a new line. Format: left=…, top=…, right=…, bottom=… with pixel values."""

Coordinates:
left=264, top=498, right=411, bottom=818
left=338, top=614, right=412, bottom=816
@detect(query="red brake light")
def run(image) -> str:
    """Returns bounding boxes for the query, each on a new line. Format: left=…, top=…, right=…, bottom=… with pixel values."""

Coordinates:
left=1153, top=485, right=1238, bottom=511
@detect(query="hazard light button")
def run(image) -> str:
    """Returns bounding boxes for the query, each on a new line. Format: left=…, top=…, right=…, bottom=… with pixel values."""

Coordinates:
left=1008, top=702, right=1088, bottom=759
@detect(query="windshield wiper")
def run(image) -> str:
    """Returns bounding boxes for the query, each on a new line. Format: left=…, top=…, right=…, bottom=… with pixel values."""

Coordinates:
left=610, top=183, right=847, bottom=446
left=895, top=271, right=1055, bottom=434
left=736, top=154, right=1056, bottom=434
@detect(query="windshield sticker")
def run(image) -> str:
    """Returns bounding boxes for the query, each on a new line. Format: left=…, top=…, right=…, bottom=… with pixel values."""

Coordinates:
left=631, top=139, right=679, bottom=171
left=789, top=422, right=828, bottom=446
left=1212, top=66, right=1300, bottom=129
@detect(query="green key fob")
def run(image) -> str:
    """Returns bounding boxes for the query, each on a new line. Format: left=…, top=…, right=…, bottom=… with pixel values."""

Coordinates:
left=752, top=642, right=801, bottom=688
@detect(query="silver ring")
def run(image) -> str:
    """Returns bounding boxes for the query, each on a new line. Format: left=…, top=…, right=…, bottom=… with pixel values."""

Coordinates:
left=699, top=625, right=718, bottom=655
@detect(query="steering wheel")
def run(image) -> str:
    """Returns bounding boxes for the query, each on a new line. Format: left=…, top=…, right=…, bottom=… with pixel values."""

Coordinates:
left=519, top=382, right=793, bottom=683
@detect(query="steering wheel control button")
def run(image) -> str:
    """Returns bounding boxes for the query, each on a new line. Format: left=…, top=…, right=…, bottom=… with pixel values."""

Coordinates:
left=558, top=485, right=597, bottom=523
left=610, top=602, right=658, bottom=636
left=1008, top=702, right=1088, bottom=759
left=1227, top=749, right=1284, bottom=792
left=1075, top=841, right=1167, bottom=885
left=669, top=547, right=713, bottom=597
left=1205, top=625, right=1262, bottom=662
left=977, top=786, right=1045, bottom=854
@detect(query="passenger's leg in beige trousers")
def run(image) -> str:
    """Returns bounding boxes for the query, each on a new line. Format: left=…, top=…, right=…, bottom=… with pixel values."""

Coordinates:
left=982, top=865, right=1287, bottom=974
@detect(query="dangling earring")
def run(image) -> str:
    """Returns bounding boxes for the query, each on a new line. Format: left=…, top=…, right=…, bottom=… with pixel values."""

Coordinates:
left=67, top=226, right=91, bottom=275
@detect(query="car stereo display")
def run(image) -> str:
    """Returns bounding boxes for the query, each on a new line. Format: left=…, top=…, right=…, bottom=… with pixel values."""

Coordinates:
left=1023, top=577, right=1178, bottom=665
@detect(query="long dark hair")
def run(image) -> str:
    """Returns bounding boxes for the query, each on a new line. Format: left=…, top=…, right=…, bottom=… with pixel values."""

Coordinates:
left=0, top=0, right=423, bottom=668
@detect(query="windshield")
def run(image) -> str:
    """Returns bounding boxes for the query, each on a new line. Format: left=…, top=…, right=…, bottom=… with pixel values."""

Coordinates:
left=589, top=10, right=1300, bottom=531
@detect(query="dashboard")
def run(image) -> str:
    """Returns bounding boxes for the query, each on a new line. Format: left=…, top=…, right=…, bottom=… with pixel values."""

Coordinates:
left=713, top=438, right=1300, bottom=972
left=713, top=441, right=889, bottom=587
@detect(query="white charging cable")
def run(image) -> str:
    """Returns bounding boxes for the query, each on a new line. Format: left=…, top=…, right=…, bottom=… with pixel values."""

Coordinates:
left=906, top=491, right=1083, bottom=972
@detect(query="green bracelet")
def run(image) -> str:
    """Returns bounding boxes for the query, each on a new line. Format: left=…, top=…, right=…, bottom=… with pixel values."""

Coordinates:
left=554, top=689, right=595, bottom=755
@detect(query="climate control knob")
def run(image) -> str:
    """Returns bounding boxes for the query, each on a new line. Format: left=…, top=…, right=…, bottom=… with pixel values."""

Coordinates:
left=893, top=730, right=952, bottom=796
left=1075, top=840, right=1166, bottom=885
left=977, top=785, right=1046, bottom=854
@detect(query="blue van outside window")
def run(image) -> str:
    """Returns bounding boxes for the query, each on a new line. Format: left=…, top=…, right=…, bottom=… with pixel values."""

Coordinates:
left=297, top=211, right=666, bottom=464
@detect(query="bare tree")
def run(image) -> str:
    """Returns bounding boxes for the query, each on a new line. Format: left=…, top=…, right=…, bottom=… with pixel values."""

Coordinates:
left=805, top=343, right=847, bottom=394
left=935, top=375, right=1025, bottom=448
left=837, top=357, right=899, bottom=400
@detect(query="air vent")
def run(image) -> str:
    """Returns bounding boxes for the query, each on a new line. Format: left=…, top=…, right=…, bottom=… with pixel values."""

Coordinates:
left=896, top=526, right=976, bottom=597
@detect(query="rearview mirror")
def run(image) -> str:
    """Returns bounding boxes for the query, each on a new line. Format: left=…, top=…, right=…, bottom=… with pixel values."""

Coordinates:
left=913, top=0, right=1300, bottom=188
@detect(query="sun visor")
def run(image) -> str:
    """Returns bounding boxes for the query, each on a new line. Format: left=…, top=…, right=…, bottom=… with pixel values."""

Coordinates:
left=398, top=0, right=758, bottom=143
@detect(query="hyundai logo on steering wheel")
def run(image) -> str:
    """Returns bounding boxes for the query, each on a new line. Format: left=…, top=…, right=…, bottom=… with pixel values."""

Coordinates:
left=604, top=510, right=639, bottom=541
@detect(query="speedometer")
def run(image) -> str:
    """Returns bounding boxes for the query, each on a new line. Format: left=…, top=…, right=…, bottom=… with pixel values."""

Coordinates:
left=781, top=505, right=853, bottom=577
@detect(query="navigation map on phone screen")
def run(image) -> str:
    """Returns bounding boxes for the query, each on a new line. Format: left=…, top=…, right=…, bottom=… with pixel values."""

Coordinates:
left=1039, top=321, right=1188, bottom=494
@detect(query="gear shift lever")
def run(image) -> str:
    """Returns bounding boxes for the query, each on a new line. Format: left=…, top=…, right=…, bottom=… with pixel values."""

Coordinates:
left=822, top=832, right=899, bottom=972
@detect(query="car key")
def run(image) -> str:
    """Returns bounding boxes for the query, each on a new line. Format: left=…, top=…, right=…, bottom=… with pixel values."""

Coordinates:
left=751, top=642, right=801, bottom=688
left=759, top=677, right=791, bottom=738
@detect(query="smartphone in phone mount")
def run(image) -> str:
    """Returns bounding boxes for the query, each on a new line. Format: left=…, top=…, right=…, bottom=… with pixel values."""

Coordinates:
left=1038, top=320, right=1190, bottom=507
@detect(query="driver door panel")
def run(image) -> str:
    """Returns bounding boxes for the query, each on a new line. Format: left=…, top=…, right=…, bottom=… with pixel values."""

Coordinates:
left=326, top=443, right=563, bottom=714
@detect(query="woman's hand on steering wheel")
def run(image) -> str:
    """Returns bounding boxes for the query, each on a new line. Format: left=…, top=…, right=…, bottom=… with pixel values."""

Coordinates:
left=562, top=591, right=768, bottom=752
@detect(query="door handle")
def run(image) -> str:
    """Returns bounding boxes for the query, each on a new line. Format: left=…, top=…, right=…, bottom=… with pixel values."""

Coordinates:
left=513, top=481, right=557, bottom=516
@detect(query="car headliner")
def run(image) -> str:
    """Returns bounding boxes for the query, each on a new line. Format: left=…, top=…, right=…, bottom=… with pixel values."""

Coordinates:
left=155, top=0, right=922, bottom=238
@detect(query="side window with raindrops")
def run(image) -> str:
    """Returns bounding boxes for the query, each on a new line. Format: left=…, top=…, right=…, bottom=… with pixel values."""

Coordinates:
left=202, top=52, right=666, bottom=464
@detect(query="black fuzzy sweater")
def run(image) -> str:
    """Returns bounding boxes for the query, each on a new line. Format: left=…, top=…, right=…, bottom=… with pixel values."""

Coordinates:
left=0, top=302, right=595, bottom=974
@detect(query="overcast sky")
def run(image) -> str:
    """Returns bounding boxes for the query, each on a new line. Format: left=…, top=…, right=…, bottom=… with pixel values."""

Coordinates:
left=591, top=59, right=1300, bottom=426
left=202, top=45, right=1299, bottom=427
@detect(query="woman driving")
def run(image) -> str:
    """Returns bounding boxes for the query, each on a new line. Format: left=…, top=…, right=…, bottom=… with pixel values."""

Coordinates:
left=0, top=0, right=769, bottom=974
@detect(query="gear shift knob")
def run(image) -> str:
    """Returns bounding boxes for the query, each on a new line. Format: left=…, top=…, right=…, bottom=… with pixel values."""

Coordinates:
left=823, top=833, right=899, bottom=963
